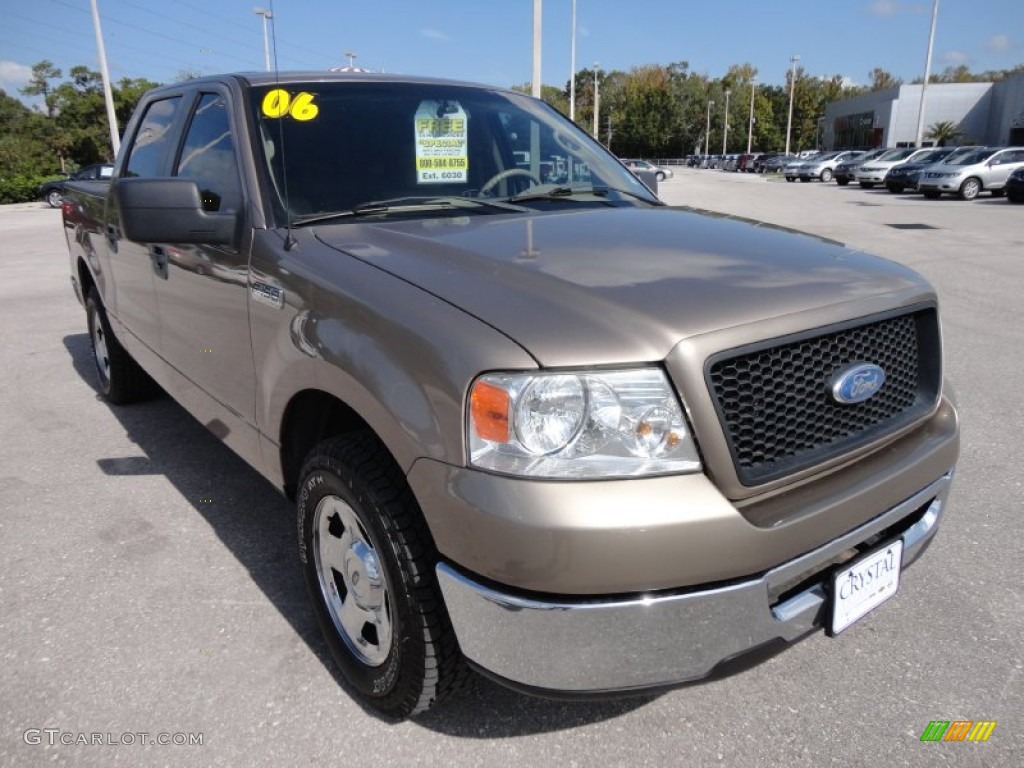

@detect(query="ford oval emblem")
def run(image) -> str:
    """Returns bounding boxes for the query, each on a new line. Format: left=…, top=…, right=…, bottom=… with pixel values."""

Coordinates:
left=831, top=363, right=886, bottom=404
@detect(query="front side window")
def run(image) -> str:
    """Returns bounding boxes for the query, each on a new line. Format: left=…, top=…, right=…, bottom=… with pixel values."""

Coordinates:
left=175, top=93, right=242, bottom=212
left=125, top=97, right=182, bottom=178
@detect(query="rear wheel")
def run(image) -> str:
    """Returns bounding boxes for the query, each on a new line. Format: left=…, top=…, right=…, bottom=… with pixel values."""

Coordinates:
left=297, top=433, right=467, bottom=718
left=887, top=184, right=904, bottom=194
left=1008, top=192, right=1024, bottom=204
left=959, top=177, right=981, bottom=200
left=656, top=171, right=666, bottom=181
left=859, top=182, right=874, bottom=189
left=85, top=288, right=156, bottom=404
left=799, top=177, right=809, bottom=183
left=836, top=178, right=849, bottom=186
left=820, top=168, right=833, bottom=182
left=786, top=177, right=795, bottom=182
left=46, top=190, right=63, bottom=208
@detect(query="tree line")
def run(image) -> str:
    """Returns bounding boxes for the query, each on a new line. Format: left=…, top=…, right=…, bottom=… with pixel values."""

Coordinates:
left=520, top=61, right=1024, bottom=159
left=2, top=58, right=1021, bottom=203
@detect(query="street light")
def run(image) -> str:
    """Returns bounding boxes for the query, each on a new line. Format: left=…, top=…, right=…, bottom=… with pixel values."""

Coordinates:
left=785, top=54, right=800, bottom=155
left=914, top=0, right=940, bottom=147
left=344, top=51, right=357, bottom=68
left=746, top=77, right=757, bottom=154
left=722, top=88, right=731, bottom=155
left=593, top=62, right=600, bottom=139
left=569, top=0, right=577, bottom=121
left=705, top=99, right=714, bottom=158
left=253, top=7, right=273, bottom=72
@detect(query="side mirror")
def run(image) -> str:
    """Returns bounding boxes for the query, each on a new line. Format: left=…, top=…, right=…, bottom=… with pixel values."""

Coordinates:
left=113, top=177, right=239, bottom=246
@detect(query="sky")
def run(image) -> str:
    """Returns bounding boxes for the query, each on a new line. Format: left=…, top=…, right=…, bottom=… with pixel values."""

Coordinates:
left=1, top=0, right=1022, bottom=105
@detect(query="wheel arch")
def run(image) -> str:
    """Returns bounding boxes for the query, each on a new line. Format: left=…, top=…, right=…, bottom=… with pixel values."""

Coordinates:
left=279, top=388, right=387, bottom=500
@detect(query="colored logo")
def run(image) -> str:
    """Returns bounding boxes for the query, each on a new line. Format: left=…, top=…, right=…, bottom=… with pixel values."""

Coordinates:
left=920, top=720, right=997, bottom=742
left=831, top=362, right=886, bottom=404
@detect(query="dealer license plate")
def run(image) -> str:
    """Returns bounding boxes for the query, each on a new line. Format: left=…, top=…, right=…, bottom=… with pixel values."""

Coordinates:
left=830, top=539, right=903, bottom=635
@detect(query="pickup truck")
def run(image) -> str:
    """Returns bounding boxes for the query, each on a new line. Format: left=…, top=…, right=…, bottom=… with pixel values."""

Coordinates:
left=64, top=72, right=959, bottom=718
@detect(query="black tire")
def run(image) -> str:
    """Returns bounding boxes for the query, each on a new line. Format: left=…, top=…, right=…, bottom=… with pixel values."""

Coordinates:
left=923, top=190, right=942, bottom=199
left=786, top=177, right=795, bottom=183
left=958, top=177, right=981, bottom=201
left=1008, top=193, right=1024, bottom=204
left=85, top=288, right=156, bottom=404
left=836, top=178, right=850, bottom=186
left=990, top=189, right=1005, bottom=198
left=297, top=433, right=467, bottom=718
left=46, top=190, right=62, bottom=208
left=887, top=185, right=904, bottom=194
left=820, top=168, right=833, bottom=182
left=859, top=182, right=874, bottom=189
left=799, top=177, right=809, bottom=183
left=656, top=171, right=666, bottom=181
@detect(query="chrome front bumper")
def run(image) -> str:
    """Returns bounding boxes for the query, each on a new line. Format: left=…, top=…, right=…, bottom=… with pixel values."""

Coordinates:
left=437, top=473, right=952, bottom=694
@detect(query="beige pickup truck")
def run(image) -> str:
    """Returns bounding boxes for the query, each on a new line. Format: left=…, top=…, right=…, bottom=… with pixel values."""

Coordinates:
left=64, top=72, right=959, bottom=717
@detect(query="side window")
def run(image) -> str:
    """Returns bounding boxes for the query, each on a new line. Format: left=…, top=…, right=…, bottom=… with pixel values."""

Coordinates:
left=124, top=97, right=182, bottom=178
left=175, top=93, right=242, bottom=213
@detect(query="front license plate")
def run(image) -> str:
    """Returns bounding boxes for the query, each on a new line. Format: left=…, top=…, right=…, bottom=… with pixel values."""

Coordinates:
left=829, top=539, right=903, bottom=635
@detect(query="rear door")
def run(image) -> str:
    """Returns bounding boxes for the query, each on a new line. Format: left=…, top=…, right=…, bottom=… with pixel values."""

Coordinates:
left=985, top=149, right=1024, bottom=189
left=107, top=95, right=185, bottom=360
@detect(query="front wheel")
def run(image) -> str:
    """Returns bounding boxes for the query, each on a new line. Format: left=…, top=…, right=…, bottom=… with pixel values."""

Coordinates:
left=46, top=190, right=62, bottom=208
left=887, top=185, right=904, bottom=194
left=656, top=171, right=666, bottom=181
left=923, top=190, right=942, bottom=199
left=959, top=177, right=981, bottom=200
left=836, top=178, right=850, bottom=186
left=298, top=433, right=467, bottom=718
left=1008, top=192, right=1024, bottom=204
left=859, top=182, right=875, bottom=189
left=820, top=168, right=833, bottom=182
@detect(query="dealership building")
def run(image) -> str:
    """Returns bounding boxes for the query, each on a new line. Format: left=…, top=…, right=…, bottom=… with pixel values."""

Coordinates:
left=822, top=71, right=1024, bottom=150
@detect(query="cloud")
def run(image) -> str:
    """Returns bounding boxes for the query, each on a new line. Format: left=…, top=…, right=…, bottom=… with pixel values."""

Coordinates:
left=867, top=0, right=898, bottom=16
left=841, top=75, right=860, bottom=88
left=420, top=28, right=450, bottom=43
left=0, top=60, right=32, bottom=94
left=940, top=50, right=970, bottom=66
left=986, top=34, right=1011, bottom=53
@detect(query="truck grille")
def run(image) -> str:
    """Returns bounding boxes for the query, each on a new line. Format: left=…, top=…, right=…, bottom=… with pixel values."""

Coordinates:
left=707, top=307, right=941, bottom=485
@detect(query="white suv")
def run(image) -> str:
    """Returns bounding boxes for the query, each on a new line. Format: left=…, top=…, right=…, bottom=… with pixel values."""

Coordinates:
left=918, top=147, right=1024, bottom=200
left=854, top=147, right=932, bottom=188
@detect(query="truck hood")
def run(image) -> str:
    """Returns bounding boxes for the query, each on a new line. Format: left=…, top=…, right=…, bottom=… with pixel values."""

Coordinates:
left=314, top=206, right=929, bottom=366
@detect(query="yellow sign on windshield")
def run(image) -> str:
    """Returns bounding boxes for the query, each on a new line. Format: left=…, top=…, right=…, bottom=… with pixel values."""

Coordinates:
left=261, top=89, right=319, bottom=121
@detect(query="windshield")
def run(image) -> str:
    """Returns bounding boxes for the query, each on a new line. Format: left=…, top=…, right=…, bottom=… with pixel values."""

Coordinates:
left=251, top=80, right=657, bottom=221
left=915, top=148, right=951, bottom=164
left=946, top=149, right=995, bottom=165
left=877, top=148, right=916, bottom=162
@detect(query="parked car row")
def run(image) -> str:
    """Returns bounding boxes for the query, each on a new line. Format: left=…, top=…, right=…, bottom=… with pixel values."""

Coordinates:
left=771, top=145, right=1024, bottom=203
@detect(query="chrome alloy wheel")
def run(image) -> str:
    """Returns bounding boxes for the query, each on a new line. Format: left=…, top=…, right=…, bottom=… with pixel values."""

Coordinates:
left=313, top=495, right=392, bottom=666
left=91, top=312, right=110, bottom=384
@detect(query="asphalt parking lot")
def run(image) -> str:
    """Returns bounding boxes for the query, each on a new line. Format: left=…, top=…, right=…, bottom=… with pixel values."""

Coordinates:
left=1, top=175, right=1021, bottom=767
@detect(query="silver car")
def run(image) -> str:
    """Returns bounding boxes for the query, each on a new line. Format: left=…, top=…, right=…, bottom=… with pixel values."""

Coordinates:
left=796, top=151, right=864, bottom=182
left=918, top=146, right=1024, bottom=200
left=854, top=148, right=933, bottom=188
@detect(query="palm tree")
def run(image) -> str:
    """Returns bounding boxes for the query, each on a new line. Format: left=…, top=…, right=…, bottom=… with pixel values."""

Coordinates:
left=926, top=120, right=962, bottom=147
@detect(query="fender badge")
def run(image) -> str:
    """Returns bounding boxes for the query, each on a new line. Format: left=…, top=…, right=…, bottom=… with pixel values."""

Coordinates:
left=251, top=281, right=284, bottom=309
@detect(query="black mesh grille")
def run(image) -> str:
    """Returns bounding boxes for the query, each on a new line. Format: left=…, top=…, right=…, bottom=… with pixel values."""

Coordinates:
left=707, top=308, right=940, bottom=485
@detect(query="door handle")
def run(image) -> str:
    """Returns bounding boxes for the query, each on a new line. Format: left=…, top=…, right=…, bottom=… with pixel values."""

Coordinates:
left=105, top=224, right=118, bottom=252
left=150, top=246, right=169, bottom=280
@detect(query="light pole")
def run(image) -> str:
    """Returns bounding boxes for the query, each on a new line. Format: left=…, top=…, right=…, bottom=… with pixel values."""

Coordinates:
left=746, top=77, right=757, bottom=153
left=344, top=51, right=357, bottom=68
left=254, top=7, right=272, bottom=72
left=569, top=0, right=576, bottom=121
left=532, top=0, right=542, bottom=98
left=705, top=99, right=714, bottom=158
left=785, top=54, right=800, bottom=155
left=593, top=62, right=600, bottom=139
left=914, top=0, right=940, bottom=146
left=722, top=89, right=731, bottom=155
left=90, top=0, right=119, bottom=156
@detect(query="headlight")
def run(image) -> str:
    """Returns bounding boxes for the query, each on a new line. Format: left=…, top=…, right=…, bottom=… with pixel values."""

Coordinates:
left=468, top=368, right=701, bottom=479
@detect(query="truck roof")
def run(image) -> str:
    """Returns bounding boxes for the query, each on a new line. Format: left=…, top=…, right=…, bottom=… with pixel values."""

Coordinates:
left=146, top=70, right=514, bottom=96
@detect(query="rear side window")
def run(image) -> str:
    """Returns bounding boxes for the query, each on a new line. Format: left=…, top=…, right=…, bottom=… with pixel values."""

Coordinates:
left=124, top=97, right=182, bottom=178
left=175, top=93, right=242, bottom=213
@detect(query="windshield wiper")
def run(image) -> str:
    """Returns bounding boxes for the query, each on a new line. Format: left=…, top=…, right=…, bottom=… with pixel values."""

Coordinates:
left=508, top=185, right=658, bottom=205
left=292, top=195, right=528, bottom=226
